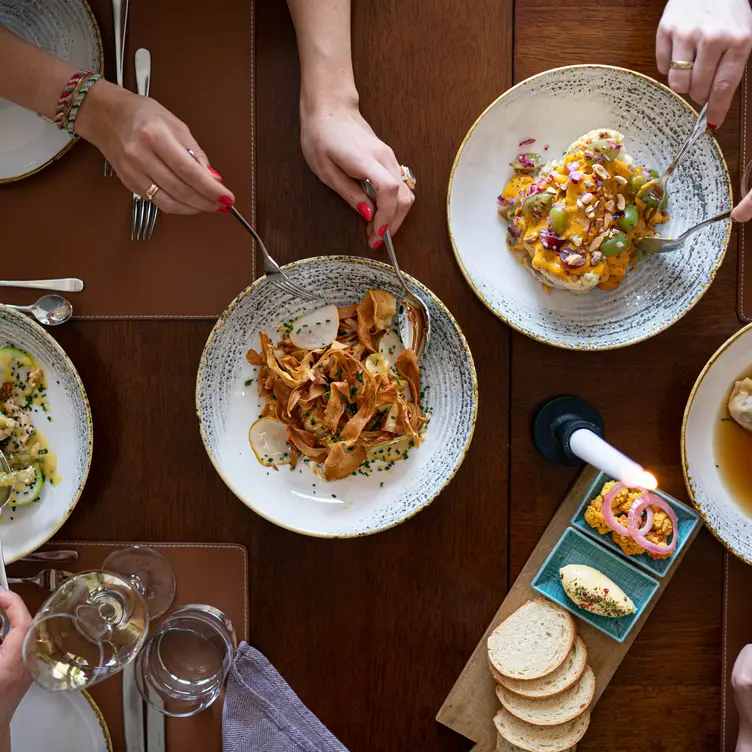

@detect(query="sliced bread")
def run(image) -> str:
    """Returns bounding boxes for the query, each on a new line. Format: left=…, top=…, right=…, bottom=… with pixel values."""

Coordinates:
left=494, top=707, right=590, bottom=752
left=495, top=665, right=595, bottom=726
left=491, top=636, right=587, bottom=699
left=496, top=736, right=577, bottom=752
left=488, top=599, right=575, bottom=679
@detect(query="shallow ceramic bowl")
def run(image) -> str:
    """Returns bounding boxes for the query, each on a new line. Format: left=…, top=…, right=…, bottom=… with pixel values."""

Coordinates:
left=448, top=65, right=732, bottom=350
left=683, top=323, right=752, bottom=563
left=0, top=306, right=93, bottom=562
left=0, top=0, right=102, bottom=182
left=196, top=256, right=478, bottom=537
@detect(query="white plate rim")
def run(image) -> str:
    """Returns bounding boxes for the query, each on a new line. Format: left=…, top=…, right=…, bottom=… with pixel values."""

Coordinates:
left=0, top=305, right=94, bottom=561
left=0, top=0, right=104, bottom=184
left=195, top=254, right=479, bottom=538
left=447, top=63, right=733, bottom=351
left=681, top=321, right=752, bottom=564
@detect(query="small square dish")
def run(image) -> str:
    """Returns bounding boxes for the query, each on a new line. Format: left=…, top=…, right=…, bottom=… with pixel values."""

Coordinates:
left=531, top=527, right=660, bottom=642
left=571, top=471, right=701, bottom=578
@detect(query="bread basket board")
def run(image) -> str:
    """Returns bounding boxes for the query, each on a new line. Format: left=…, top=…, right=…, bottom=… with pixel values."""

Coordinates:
left=436, top=467, right=702, bottom=751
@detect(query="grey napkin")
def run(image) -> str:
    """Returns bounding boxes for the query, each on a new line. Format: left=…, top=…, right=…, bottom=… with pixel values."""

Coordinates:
left=223, top=642, right=350, bottom=752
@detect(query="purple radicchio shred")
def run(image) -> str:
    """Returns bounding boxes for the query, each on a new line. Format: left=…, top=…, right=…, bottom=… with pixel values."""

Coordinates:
left=519, top=138, right=536, bottom=147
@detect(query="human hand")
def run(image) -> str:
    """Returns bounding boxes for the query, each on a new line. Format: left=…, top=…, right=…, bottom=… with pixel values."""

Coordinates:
left=76, top=81, right=235, bottom=215
left=656, top=0, right=752, bottom=128
left=300, top=102, right=415, bottom=248
left=734, top=644, right=752, bottom=750
left=0, top=589, right=33, bottom=734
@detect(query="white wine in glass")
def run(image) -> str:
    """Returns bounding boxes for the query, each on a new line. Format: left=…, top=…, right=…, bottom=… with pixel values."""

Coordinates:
left=23, top=570, right=149, bottom=692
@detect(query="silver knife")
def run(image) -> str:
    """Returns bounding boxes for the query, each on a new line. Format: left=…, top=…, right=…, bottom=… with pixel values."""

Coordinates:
left=20, top=549, right=78, bottom=563
left=146, top=696, right=166, bottom=752
left=123, top=663, right=145, bottom=752
left=0, top=279, right=84, bottom=293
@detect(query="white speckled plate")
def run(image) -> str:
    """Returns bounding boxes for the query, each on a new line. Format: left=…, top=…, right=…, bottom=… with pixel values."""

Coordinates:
left=0, top=306, right=93, bottom=562
left=448, top=65, right=732, bottom=350
left=0, top=0, right=102, bottom=182
left=11, top=684, right=111, bottom=751
left=682, top=323, right=752, bottom=563
left=196, top=256, right=478, bottom=537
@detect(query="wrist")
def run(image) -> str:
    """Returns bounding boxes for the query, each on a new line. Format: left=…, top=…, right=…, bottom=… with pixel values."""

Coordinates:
left=73, top=79, right=120, bottom=144
left=300, top=63, right=359, bottom=117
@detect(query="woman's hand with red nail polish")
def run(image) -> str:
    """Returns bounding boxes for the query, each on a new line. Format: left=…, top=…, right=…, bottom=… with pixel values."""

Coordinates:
left=299, top=101, right=414, bottom=246
left=0, top=589, right=33, bottom=735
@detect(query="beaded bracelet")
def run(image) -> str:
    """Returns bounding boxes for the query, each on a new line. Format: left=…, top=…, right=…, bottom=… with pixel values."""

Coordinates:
left=53, top=69, right=103, bottom=136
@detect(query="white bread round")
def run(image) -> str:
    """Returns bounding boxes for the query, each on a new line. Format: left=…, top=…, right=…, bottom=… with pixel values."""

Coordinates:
left=491, top=636, right=587, bottom=699
left=495, top=666, right=595, bottom=726
left=488, top=599, right=575, bottom=680
left=496, top=736, right=577, bottom=752
left=494, top=707, right=590, bottom=752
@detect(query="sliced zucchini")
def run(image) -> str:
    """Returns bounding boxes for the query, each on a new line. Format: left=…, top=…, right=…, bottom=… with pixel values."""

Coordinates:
left=9, top=461, right=44, bottom=507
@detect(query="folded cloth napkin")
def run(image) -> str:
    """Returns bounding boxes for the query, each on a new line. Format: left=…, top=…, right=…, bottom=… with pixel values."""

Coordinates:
left=223, top=642, right=350, bottom=752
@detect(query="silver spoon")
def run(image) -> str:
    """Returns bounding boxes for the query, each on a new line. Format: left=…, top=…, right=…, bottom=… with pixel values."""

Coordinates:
left=3, top=295, right=73, bottom=326
left=361, top=179, right=431, bottom=359
left=0, top=450, right=11, bottom=638
left=636, top=210, right=731, bottom=253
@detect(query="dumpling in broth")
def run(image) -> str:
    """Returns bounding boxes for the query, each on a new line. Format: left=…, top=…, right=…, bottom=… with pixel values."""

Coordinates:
left=729, top=378, right=752, bottom=433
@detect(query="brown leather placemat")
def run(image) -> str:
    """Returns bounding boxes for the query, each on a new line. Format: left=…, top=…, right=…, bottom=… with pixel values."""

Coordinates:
left=0, top=0, right=256, bottom=319
left=9, top=541, right=248, bottom=752
left=740, top=64, right=751, bottom=322
left=722, top=551, right=752, bottom=752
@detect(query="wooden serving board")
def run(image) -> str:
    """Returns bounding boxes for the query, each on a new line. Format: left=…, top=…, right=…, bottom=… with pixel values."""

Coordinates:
left=436, top=467, right=702, bottom=751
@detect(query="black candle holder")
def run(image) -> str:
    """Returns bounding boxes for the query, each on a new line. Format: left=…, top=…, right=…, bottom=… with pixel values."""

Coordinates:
left=533, top=396, right=605, bottom=467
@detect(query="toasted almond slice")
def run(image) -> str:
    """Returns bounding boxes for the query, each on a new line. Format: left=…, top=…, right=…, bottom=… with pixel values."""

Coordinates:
left=588, top=235, right=603, bottom=251
left=617, top=194, right=626, bottom=211
left=615, top=175, right=628, bottom=185
left=606, top=200, right=615, bottom=212
left=593, top=163, right=610, bottom=180
left=580, top=192, right=594, bottom=205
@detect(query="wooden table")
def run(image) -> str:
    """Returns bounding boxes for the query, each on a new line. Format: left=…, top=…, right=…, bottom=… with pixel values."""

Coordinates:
left=51, top=0, right=739, bottom=749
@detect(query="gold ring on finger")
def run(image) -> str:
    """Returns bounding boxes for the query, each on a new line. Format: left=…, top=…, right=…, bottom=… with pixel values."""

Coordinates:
left=670, top=60, right=694, bottom=70
left=400, top=165, right=416, bottom=191
left=145, top=183, right=160, bottom=200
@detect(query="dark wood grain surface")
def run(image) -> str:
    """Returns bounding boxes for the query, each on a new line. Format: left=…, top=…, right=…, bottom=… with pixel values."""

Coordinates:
left=21, top=0, right=738, bottom=749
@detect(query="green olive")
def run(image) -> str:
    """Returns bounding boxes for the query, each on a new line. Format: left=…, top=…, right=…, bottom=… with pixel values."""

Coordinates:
left=523, top=192, right=554, bottom=218
left=641, top=191, right=660, bottom=210
left=601, top=231, right=629, bottom=257
left=649, top=169, right=660, bottom=180
left=627, top=174, right=647, bottom=197
left=589, top=138, right=620, bottom=161
left=548, top=206, right=569, bottom=235
left=509, top=153, right=542, bottom=173
left=499, top=197, right=520, bottom=221
left=618, top=204, right=639, bottom=232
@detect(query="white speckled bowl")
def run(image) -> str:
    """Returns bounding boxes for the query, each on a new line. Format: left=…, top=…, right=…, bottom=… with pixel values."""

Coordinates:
left=683, top=323, right=752, bottom=564
left=0, top=306, right=93, bottom=562
left=0, top=0, right=102, bottom=182
left=448, top=65, right=732, bottom=350
left=196, top=256, right=478, bottom=537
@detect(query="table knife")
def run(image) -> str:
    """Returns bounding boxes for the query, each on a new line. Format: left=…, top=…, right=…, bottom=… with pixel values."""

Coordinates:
left=123, top=663, right=145, bottom=752
left=20, top=549, right=78, bottom=563
left=146, top=697, right=166, bottom=752
left=0, top=279, right=84, bottom=293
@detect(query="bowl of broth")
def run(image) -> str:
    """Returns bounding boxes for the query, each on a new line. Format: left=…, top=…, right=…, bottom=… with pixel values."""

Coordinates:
left=683, top=323, right=752, bottom=563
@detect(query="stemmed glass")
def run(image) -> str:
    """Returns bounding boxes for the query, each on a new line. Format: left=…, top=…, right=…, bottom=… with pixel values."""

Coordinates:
left=102, top=546, right=176, bottom=619
left=22, top=570, right=149, bottom=691
left=135, top=604, right=237, bottom=717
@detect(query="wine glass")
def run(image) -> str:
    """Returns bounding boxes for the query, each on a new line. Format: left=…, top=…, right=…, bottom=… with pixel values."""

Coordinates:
left=22, top=570, right=149, bottom=691
left=102, top=546, right=176, bottom=619
left=135, top=604, right=237, bottom=717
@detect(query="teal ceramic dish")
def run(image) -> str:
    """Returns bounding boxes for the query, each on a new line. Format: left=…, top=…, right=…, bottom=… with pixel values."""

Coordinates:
left=571, top=472, right=701, bottom=578
left=531, top=527, right=660, bottom=642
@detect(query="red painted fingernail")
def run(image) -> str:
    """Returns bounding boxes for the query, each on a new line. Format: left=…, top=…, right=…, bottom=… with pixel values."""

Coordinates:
left=709, top=124, right=718, bottom=131
left=208, top=166, right=223, bottom=180
left=372, top=240, right=383, bottom=249
left=357, top=202, right=372, bottom=221
left=217, top=206, right=230, bottom=214
left=378, top=225, right=388, bottom=237
left=218, top=195, right=234, bottom=207
left=732, top=216, right=738, bottom=222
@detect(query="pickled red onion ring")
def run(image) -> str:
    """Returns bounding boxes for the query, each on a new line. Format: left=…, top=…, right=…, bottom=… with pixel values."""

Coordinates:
left=602, top=482, right=654, bottom=537
left=627, top=494, right=678, bottom=555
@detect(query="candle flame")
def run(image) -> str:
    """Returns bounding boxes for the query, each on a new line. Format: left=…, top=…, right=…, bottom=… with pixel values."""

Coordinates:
left=626, top=470, right=658, bottom=490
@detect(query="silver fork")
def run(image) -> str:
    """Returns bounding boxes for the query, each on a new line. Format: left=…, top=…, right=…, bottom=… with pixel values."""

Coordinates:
left=131, top=49, right=158, bottom=240
left=104, top=0, right=129, bottom=177
left=636, top=210, right=731, bottom=253
left=184, top=149, right=319, bottom=301
left=8, top=568, right=73, bottom=590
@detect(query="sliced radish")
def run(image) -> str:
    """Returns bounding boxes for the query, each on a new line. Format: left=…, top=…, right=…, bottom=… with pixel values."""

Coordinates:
left=378, top=331, right=404, bottom=366
left=289, top=304, right=340, bottom=350
left=248, top=417, right=292, bottom=466
left=365, top=353, right=390, bottom=377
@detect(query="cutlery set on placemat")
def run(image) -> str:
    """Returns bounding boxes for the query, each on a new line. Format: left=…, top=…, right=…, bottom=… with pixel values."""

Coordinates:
left=0, top=278, right=82, bottom=325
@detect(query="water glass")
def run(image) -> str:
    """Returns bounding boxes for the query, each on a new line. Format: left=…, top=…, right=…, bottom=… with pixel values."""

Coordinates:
left=134, top=604, right=237, bottom=717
